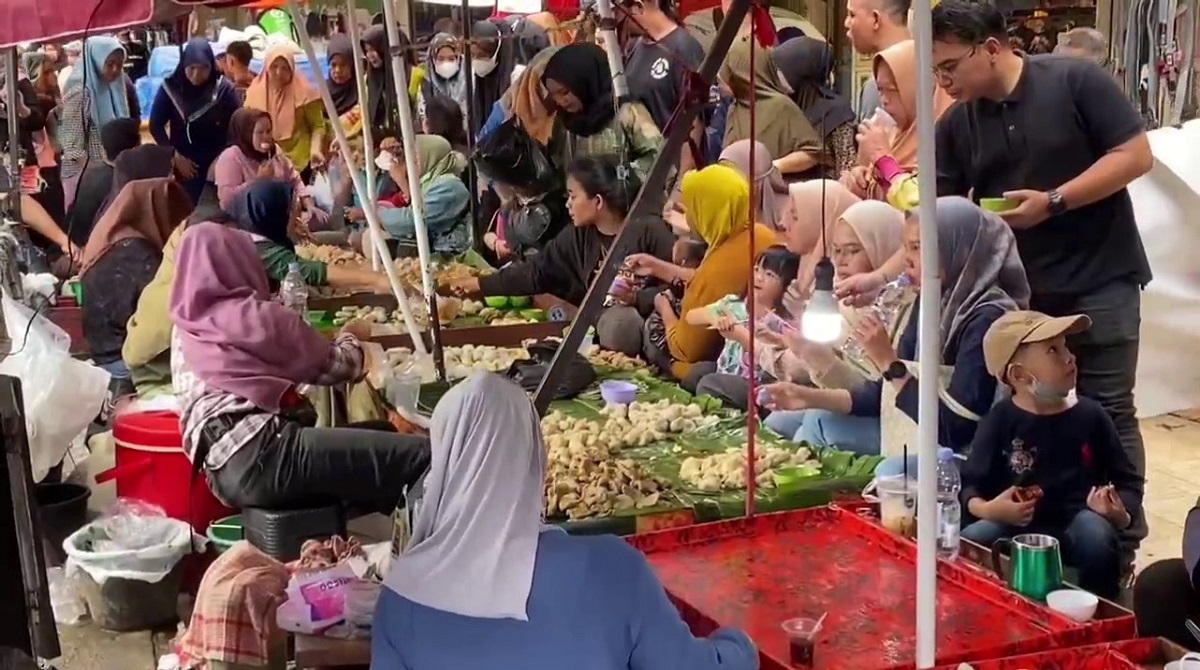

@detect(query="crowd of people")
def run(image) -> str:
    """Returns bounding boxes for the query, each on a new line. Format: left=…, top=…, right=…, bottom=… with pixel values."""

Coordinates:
left=5, top=0, right=1199, bottom=661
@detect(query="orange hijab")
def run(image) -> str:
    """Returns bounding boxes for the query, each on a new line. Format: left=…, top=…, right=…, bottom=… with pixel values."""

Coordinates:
left=244, top=45, right=321, bottom=143
left=526, top=12, right=574, bottom=46
left=872, top=39, right=956, bottom=174
left=80, top=178, right=193, bottom=276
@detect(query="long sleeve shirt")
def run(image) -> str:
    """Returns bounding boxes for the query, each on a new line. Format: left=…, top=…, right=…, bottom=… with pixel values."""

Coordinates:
left=149, top=81, right=240, bottom=201
left=358, top=175, right=472, bottom=256
left=372, top=531, right=758, bottom=670
left=962, top=396, right=1144, bottom=529
left=848, top=300, right=1003, bottom=452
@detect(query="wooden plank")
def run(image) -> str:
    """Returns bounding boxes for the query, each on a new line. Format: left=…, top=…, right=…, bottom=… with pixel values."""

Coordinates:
left=293, top=634, right=370, bottom=669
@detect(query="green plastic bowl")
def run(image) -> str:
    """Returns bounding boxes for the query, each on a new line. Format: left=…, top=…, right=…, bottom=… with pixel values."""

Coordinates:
left=306, top=310, right=328, bottom=325
left=979, top=197, right=1017, bottom=213
left=484, top=296, right=510, bottom=308
left=69, top=281, right=82, bottom=305
left=773, top=466, right=817, bottom=488
left=519, top=308, right=546, bottom=322
left=509, top=296, right=532, bottom=308
left=205, top=514, right=243, bottom=554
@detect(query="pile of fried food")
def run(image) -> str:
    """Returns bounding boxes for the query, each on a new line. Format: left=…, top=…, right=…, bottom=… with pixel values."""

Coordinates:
left=597, top=400, right=718, bottom=448
left=679, top=445, right=820, bottom=492
left=394, top=258, right=490, bottom=292
left=584, top=345, right=647, bottom=371
left=333, top=298, right=466, bottom=329
left=386, top=344, right=531, bottom=379
left=296, top=244, right=366, bottom=267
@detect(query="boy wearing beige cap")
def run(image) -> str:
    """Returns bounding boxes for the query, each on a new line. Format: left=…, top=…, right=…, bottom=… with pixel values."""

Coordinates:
left=959, top=311, right=1144, bottom=599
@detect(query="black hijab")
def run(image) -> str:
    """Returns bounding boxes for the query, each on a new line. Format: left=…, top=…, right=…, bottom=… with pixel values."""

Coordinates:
left=163, top=38, right=235, bottom=118
left=362, top=24, right=408, bottom=138
left=229, top=179, right=296, bottom=251
left=541, top=44, right=615, bottom=137
left=326, top=34, right=358, bottom=116
left=771, top=37, right=856, bottom=139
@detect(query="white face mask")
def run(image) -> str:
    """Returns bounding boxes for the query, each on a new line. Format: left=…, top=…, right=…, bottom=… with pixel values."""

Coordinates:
left=473, top=57, right=497, bottom=78
left=435, top=60, right=460, bottom=79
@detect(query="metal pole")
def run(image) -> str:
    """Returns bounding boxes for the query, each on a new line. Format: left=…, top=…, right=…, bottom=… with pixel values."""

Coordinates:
left=284, top=0, right=428, bottom=354
left=912, top=0, right=941, bottom=664
left=380, top=0, right=448, bottom=378
left=532, top=0, right=752, bottom=413
left=346, top=0, right=383, bottom=272
left=6, top=50, right=22, bottom=226
left=461, top=0, right=477, bottom=235
left=592, top=0, right=632, bottom=101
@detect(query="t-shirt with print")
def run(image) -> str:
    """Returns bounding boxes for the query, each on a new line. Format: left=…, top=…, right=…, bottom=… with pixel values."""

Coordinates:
left=625, top=28, right=706, bottom=132
left=961, top=396, right=1144, bottom=529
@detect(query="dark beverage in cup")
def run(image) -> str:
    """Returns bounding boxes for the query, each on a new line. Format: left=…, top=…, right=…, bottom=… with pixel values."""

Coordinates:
left=788, top=636, right=814, bottom=667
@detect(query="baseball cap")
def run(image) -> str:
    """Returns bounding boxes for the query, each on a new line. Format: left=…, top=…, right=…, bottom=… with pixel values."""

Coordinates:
left=982, top=310, right=1092, bottom=381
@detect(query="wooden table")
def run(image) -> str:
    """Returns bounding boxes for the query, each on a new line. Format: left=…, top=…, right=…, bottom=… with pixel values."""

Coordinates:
left=293, top=634, right=370, bottom=669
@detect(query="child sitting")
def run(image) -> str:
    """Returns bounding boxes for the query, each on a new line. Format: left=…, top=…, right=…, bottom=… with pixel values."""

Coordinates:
left=962, top=310, right=1144, bottom=600
left=645, top=234, right=708, bottom=360
left=692, top=245, right=800, bottom=409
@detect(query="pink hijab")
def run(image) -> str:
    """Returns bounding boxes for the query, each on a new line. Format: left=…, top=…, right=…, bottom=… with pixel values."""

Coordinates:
left=169, top=223, right=334, bottom=413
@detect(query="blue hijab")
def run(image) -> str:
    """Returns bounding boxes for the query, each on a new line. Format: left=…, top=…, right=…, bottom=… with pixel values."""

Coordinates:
left=67, top=36, right=129, bottom=128
left=165, top=38, right=233, bottom=117
left=229, top=179, right=296, bottom=252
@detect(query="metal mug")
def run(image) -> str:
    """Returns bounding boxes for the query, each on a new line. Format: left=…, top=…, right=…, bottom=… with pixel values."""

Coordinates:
left=992, top=533, right=1063, bottom=602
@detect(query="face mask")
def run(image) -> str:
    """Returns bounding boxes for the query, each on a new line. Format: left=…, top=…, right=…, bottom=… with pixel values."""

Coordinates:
left=472, top=57, right=497, bottom=78
left=435, top=60, right=460, bottom=79
left=1028, top=375, right=1071, bottom=404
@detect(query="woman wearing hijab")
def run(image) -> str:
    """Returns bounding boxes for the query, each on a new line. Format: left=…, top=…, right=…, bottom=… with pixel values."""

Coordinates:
left=771, top=37, right=858, bottom=179
left=720, top=37, right=821, bottom=180
left=631, top=164, right=778, bottom=382
left=59, top=36, right=133, bottom=208
left=480, top=46, right=558, bottom=145
left=419, top=33, right=468, bottom=128
left=762, top=197, right=1029, bottom=455
left=244, top=45, right=326, bottom=180
left=375, top=372, right=758, bottom=670
left=762, top=200, right=906, bottom=438
left=541, top=44, right=664, bottom=180
left=170, top=223, right=430, bottom=513
left=784, top=179, right=861, bottom=309
left=23, top=51, right=65, bottom=230
left=231, top=179, right=391, bottom=291
left=361, top=24, right=419, bottom=140
left=150, top=38, right=240, bottom=204
left=469, top=19, right=520, bottom=137
left=718, top=140, right=789, bottom=231
left=325, top=34, right=363, bottom=138
left=80, top=178, right=192, bottom=385
left=65, top=118, right=141, bottom=249
left=95, top=144, right=177, bottom=221
left=843, top=39, right=956, bottom=207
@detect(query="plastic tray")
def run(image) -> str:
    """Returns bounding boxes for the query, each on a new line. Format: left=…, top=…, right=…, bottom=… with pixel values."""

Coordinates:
left=625, top=506, right=1136, bottom=670
left=932, top=638, right=1191, bottom=669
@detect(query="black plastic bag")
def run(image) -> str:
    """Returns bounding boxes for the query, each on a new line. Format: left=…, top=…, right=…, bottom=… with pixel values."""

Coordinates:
left=505, top=340, right=597, bottom=400
left=473, top=118, right=556, bottom=190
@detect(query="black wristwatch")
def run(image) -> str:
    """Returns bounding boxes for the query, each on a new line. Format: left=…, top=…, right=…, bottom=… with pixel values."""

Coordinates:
left=882, top=360, right=908, bottom=381
left=1046, top=189, right=1067, bottom=216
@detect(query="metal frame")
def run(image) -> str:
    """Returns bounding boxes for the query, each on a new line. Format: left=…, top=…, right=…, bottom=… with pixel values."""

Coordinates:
left=5, top=51, right=21, bottom=226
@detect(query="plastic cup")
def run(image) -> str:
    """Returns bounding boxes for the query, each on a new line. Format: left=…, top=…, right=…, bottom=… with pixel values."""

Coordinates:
left=876, top=475, right=917, bottom=538
left=386, top=373, right=421, bottom=412
left=781, top=618, right=821, bottom=667
left=979, top=197, right=1018, bottom=213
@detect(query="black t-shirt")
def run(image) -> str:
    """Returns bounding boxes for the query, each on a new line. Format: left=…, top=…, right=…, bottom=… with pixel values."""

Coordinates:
left=624, top=28, right=705, bottom=132
left=935, top=55, right=1152, bottom=298
left=961, top=396, right=1144, bottom=529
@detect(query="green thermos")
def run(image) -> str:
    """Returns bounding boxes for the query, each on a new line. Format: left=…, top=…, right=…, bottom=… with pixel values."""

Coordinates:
left=992, top=533, right=1063, bottom=602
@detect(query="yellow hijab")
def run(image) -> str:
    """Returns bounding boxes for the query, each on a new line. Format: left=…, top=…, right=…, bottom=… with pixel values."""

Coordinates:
left=682, top=164, right=751, bottom=249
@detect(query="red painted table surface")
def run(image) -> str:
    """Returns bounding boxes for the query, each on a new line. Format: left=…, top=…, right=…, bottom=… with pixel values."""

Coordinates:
left=931, top=637, right=1191, bottom=669
left=627, top=507, right=1136, bottom=670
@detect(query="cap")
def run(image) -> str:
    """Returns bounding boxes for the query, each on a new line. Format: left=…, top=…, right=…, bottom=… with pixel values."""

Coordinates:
left=982, top=310, right=1092, bottom=381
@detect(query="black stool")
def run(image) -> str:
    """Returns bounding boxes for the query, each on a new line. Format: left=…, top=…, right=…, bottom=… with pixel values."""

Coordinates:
left=242, top=503, right=346, bottom=561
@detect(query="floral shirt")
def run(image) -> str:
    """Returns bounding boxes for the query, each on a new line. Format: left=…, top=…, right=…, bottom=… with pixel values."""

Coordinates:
left=712, top=296, right=790, bottom=379
left=554, top=101, right=664, bottom=182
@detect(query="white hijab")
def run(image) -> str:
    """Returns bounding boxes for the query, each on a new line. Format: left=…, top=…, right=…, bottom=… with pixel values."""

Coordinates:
left=383, top=372, right=550, bottom=621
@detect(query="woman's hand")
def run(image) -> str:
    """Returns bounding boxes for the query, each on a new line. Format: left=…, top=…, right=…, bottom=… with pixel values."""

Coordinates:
left=340, top=318, right=374, bottom=341
left=60, top=240, right=81, bottom=266
left=447, top=276, right=481, bottom=297
left=624, top=253, right=663, bottom=279
left=759, top=382, right=818, bottom=411
left=345, top=206, right=366, bottom=223
left=173, top=153, right=198, bottom=180
left=714, top=313, right=738, bottom=336
left=257, top=161, right=277, bottom=179
left=380, top=137, right=400, bottom=153
left=841, top=165, right=872, bottom=197
left=834, top=270, right=885, bottom=308
left=855, top=120, right=894, bottom=166
left=310, top=148, right=326, bottom=171
left=654, top=291, right=675, bottom=317
left=852, top=313, right=896, bottom=371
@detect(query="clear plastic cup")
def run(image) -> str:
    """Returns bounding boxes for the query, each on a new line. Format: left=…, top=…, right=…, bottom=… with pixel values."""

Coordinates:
left=386, top=373, right=421, bottom=412
left=781, top=618, right=821, bottom=667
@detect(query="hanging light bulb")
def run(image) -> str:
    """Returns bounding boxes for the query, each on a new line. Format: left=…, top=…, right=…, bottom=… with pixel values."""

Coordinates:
left=802, top=257, right=843, bottom=343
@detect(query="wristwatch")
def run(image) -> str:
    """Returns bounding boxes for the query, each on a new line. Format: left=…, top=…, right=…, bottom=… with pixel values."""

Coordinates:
left=1046, top=189, right=1067, bottom=216
left=882, top=360, right=908, bottom=381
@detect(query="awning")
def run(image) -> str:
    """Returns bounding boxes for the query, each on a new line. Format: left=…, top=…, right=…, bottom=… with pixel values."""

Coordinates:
left=0, top=0, right=157, bottom=49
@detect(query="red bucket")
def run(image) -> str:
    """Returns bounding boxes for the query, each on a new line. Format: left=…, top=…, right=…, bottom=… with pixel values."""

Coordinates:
left=94, top=410, right=236, bottom=533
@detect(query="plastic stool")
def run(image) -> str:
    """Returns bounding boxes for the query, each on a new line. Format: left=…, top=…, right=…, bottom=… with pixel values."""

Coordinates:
left=242, top=504, right=346, bottom=561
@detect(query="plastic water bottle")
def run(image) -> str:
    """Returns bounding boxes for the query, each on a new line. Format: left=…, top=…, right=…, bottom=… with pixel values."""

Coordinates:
left=869, top=107, right=897, bottom=130
left=936, top=447, right=962, bottom=560
left=279, top=262, right=309, bottom=318
left=843, top=274, right=912, bottom=362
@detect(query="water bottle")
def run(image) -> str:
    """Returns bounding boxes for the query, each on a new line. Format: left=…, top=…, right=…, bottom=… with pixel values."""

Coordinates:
left=869, top=107, right=897, bottom=130
left=936, top=447, right=962, bottom=560
left=843, top=274, right=912, bottom=363
left=279, top=262, right=309, bottom=318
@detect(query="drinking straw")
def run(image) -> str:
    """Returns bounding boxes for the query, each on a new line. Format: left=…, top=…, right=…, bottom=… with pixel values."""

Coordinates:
left=813, top=611, right=829, bottom=633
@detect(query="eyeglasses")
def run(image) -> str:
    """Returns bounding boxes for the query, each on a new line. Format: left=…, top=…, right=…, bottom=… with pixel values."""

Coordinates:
left=932, top=45, right=977, bottom=80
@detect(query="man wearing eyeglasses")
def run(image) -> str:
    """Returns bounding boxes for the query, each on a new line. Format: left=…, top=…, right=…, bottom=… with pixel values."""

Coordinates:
left=931, top=1, right=1153, bottom=550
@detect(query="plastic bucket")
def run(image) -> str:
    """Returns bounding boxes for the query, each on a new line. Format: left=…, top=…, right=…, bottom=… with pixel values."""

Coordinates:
left=35, top=483, right=90, bottom=567
left=94, top=411, right=235, bottom=533
left=206, top=515, right=244, bottom=554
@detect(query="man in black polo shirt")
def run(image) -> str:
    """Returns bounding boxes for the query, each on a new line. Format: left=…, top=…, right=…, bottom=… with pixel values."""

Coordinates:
left=931, top=1, right=1154, bottom=537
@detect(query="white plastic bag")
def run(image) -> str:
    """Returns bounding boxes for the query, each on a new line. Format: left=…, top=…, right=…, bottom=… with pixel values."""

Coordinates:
left=0, top=297, right=110, bottom=481
left=308, top=171, right=335, bottom=212
left=47, top=567, right=87, bottom=624
left=63, top=501, right=198, bottom=585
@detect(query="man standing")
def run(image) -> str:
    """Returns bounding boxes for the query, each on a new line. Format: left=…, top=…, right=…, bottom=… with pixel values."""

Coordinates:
left=931, top=1, right=1153, bottom=540
left=224, top=41, right=257, bottom=102
left=619, top=0, right=705, bottom=133
left=844, top=0, right=911, bottom=117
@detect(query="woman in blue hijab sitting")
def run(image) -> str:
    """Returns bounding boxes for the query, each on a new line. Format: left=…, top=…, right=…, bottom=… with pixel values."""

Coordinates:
left=375, top=372, right=758, bottom=670
left=150, top=38, right=240, bottom=204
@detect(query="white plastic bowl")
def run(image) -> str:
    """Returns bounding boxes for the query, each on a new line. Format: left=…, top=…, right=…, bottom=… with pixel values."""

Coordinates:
left=1046, top=589, right=1099, bottom=623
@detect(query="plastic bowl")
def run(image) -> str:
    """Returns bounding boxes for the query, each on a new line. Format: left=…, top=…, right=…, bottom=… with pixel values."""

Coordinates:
left=1046, top=589, right=1098, bottom=623
left=484, top=296, right=510, bottom=308
left=772, top=466, right=812, bottom=487
left=519, top=308, right=546, bottom=322
left=509, top=296, right=532, bottom=308
left=979, top=197, right=1017, bottom=213
left=599, top=380, right=638, bottom=406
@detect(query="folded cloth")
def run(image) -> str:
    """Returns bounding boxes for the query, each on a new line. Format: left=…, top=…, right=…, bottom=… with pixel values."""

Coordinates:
left=178, top=542, right=289, bottom=668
